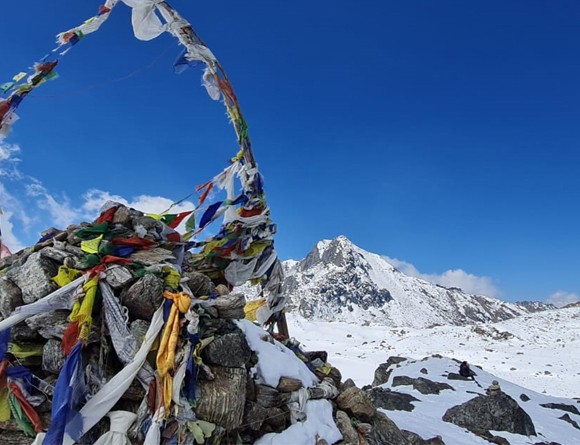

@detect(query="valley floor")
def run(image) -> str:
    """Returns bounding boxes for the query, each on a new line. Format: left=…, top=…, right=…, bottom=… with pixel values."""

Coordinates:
left=287, top=306, right=580, bottom=398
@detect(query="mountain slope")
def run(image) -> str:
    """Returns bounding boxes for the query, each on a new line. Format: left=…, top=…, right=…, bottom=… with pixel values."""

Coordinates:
left=282, top=236, right=551, bottom=328
left=371, top=355, right=580, bottom=445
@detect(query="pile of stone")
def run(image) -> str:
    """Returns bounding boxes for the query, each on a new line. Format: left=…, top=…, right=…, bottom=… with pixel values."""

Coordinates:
left=0, top=203, right=429, bottom=445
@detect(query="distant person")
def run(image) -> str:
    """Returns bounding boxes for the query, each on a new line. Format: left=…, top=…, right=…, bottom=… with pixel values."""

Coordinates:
left=459, top=361, right=475, bottom=379
left=486, top=380, right=501, bottom=395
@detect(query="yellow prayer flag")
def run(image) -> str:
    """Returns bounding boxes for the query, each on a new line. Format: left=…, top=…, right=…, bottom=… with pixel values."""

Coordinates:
left=244, top=298, right=267, bottom=322
left=52, top=265, right=82, bottom=287
left=12, top=72, right=27, bottom=82
left=81, top=234, right=103, bottom=254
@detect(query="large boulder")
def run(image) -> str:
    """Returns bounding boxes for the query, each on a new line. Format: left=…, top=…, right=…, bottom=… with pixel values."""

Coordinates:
left=196, top=365, right=246, bottom=430
left=9, top=252, right=58, bottom=304
left=0, top=276, right=23, bottom=318
left=202, top=330, right=252, bottom=367
left=336, top=386, right=376, bottom=422
left=121, top=274, right=164, bottom=320
left=335, top=410, right=360, bottom=445
left=366, top=411, right=413, bottom=445
left=443, top=392, right=536, bottom=436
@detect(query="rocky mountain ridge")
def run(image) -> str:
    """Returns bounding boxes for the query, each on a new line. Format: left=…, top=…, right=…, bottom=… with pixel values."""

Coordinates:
left=280, top=236, right=553, bottom=328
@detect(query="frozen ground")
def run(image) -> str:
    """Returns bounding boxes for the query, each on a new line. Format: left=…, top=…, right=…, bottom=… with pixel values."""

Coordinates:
left=287, top=305, right=580, bottom=398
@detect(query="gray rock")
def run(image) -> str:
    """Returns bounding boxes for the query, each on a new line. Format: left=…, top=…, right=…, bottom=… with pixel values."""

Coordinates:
left=0, top=276, right=23, bottom=318
left=263, top=406, right=289, bottom=432
left=372, top=357, right=407, bottom=386
left=255, top=384, right=283, bottom=408
left=392, top=376, right=455, bottom=395
left=443, top=393, right=536, bottom=436
left=103, top=265, right=135, bottom=289
left=341, top=378, right=357, bottom=392
left=112, top=206, right=132, bottom=226
left=335, top=410, right=360, bottom=445
left=277, top=377, right=303, bottom=393
left=558, top=413, right=580, bottom=430
left=26, top=310, right=70, bottom=339
left=336, top=386, right=376, bottom=423
left=130, top=247, right=175, bottom=266
left=39, top=246, right=76, bottom=264
left=540, top=402, right=580, bottom=416
left=304, top=350, right=328, bottom=363
left=121, top=274, right=164, bottom=320
left=214, top=293, right=246, bottom=319
left=520, top=394, right=530, bottom=402
left=402, top=430, right=446, bottom=445
left=202, top=331, right=252, bottom=367
left=366, top=411, right=411, bottom=445
left=11, top=323, right=41, bottom=342
left=130, top=319, right=150, bottom=343
left=43, top=339, right=66, bottom=374
left=243, top=401, right=269, bottom=431
left=367, top=387, right=420, bottom=412
left=10, top=252, right=58, bottom=303
left=184, top=271, right=215, bottom=296
left=195, top=365, right=246, bottom=430
left=327, top=366, right=343, bottom=388
left=132, top=215, right=163, bottom=233
left=447, top=372, right=474, bottom=381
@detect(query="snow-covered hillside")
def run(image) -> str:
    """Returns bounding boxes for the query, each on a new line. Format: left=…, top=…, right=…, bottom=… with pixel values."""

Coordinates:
left=282, top=236, right=551, bottom=328
left=288, top=305, right=580, bottom=399
left=372, top=355, right=580, bottom=445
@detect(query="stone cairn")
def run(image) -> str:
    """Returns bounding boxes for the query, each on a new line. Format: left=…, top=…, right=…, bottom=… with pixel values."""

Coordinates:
left=0, top=203, right=419, bottom=445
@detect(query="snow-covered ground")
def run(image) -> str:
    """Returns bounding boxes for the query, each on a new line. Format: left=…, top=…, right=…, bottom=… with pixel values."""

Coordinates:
left=288, top=305, right=580, bottom=398
left=376, top=355, right=580, bottom=445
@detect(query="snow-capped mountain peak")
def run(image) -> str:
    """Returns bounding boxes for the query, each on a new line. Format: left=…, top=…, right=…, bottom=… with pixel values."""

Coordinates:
left=282, top=237, right=550, bottom=328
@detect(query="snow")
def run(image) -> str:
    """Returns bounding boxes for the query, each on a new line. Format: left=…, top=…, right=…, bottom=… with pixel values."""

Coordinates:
left=288, top=305, right=580, bottom=398
left=377, top=356, right=580, bottom=445
left=237, top=319, right=342, bottom=444
left=236, top=319, right=318, bottom=388
left=236, top=307, right=580, bottom=445
left=255, top=400, right=342, bottom=445
left=282, top=236, right=534, bottom=328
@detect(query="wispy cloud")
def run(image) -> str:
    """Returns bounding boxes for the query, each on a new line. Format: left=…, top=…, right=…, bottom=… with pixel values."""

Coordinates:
left=26, top=181, right=81, bottom=229
left=1, top=140, right=197, bottom=251
left=0, top=139, right=22, bottom=179
left=82, top=189, right=195, bottom=215
left=546, top=291, right=580, bottom=308
left=383, top=256, right=501, bottom=298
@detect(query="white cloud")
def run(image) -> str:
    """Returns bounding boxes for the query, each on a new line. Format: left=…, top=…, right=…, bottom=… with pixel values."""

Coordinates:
left=546, top=291, right=580, bottom=308
left=0, top=139, right=22, bottom=179
left=82, top=189, right=195, bottom=216
left=0, top=183, right=28, bottom=252
left=383, top=255, right=501, bottom=298
left=25, top=181, right=81, bottom=229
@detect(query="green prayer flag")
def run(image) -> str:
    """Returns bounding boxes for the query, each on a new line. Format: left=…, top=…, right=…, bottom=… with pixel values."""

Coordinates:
left=9, top=395, right=35, bottom=437
left=0, top=82, right=14, bottom=93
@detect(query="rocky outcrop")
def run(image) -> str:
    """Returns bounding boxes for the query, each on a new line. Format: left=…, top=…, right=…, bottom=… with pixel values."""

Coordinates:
left=372, top=356, right=407, bottom=386
left=366, top=387, right=419, bottom=412
left=443, top=392, right=536, bottom=436
left=392, top=376, right=454, bottom=395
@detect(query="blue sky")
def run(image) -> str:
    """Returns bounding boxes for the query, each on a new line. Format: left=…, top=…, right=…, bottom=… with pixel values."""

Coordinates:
left=1, top=1, right=579, bottom=305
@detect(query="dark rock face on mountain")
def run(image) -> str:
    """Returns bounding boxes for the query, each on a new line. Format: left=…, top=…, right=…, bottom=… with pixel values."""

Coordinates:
left=442, top=392, right=536, bottom=436
left=281, top=236, right=549, bottom=327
